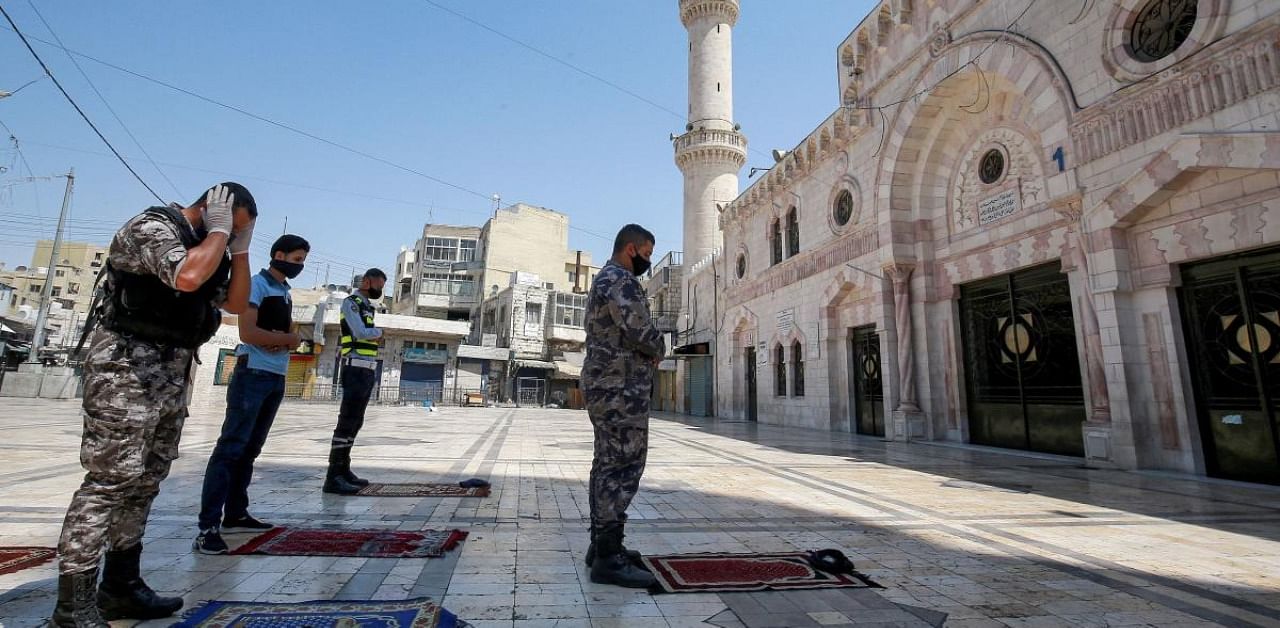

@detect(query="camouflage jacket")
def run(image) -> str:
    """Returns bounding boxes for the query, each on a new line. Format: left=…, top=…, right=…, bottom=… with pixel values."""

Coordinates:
left=105, top=209, right=230, bottom=308
left=581, top=260, right=665, bottom=396
left=89, top=210, right=229, bottom=363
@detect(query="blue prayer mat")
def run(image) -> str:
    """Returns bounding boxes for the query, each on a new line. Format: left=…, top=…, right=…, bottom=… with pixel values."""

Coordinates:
left=173, top=597, right=463, bottom=628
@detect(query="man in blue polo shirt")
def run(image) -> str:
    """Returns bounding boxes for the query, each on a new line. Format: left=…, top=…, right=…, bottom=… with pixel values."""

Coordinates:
left=194, top=234, right=308, bottom=554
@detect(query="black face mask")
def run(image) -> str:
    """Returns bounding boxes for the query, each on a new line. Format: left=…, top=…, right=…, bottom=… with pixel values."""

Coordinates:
left=630, top=251, right=651, bottom=277
left=270, top=259, right=304, bottom=279
left=367, top=287, right=383, bottom=300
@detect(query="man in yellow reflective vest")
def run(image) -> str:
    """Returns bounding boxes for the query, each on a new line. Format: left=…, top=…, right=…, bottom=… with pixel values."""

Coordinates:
left=324, top=268, right=387, bottom=494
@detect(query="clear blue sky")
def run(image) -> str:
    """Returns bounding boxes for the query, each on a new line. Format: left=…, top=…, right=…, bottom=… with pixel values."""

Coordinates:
left=1, top=1, right=874, bottom=286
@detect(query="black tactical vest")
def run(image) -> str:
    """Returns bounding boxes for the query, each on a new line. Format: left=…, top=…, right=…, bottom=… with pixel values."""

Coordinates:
left=100, top=206, right=232, bottom=349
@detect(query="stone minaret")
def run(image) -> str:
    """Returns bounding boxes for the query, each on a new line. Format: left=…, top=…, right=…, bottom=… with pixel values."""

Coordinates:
left=674, top=0, right=747, bottom=267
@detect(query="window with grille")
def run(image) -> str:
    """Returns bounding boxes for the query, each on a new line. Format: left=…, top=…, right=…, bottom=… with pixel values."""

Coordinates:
left=424, top=237, right=459, bottom=261
left=833, top=189, right=853, bottom=226
left=775, top=344, right=787, bottom=396
left=555, top=292, right=586, bottom=327
left=770, top=220, right=783, bottom=265
left=524, top=302, right=543, bottom=334
left=786, top=207, right=800, bottom=258
left=792, top=341, right=805, bottom=397
left=459, top=239, right=477, bottom=262
left=1130, top=0, right=1197, bottom=63
left=421, top=273, right=475, bottom=297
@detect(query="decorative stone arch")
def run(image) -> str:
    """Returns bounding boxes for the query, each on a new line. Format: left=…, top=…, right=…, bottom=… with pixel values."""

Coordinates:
left=725, top=305, right=762, bottom=417
left=873, top=32, right=1079, bottom=231
left=726, top=306, right=760, bottom=350
left=775, top=319, right=809, bottom=355
left=1086, top=133, right=1280, bottom=232
left=820, top=269, right=875, bottom=327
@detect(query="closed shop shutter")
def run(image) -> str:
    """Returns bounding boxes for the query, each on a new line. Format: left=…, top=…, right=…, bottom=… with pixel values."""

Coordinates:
left=686, top=357, right=711, bottom=417
left=285, top=355, right=313, bottom=397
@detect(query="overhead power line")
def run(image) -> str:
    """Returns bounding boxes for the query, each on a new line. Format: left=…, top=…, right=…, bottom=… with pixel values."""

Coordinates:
left=0, top=2, right=165, bottom=203
left=0, top=23, right=615, bottom=243
left=24, top=0, right=182, bottom=198
left=421, top=0, right=687, bottom=122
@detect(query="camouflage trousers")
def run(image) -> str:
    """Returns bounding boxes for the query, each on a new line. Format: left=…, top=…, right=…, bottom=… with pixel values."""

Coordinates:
left=586, top=391, right=650, bottom=529
left=58, top=330, right=191, bottom=575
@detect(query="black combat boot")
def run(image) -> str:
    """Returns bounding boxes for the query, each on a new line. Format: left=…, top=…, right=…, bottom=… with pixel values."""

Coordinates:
left=50, top=569, right=109, bottom=628
left=323, top=448, right=363, bottom=495
left=97, top=543, right=184, bottom=620
left=584, top=524, right=643, bottom=568
left=588, top=525, right=655, bottom=588
left=343, top=451, right=371, bottom=487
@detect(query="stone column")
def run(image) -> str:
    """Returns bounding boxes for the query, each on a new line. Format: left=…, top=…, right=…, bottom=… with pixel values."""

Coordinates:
left=1055, top=198, right=1114, bottom=464
left=883, top=262, right=925, bottom=440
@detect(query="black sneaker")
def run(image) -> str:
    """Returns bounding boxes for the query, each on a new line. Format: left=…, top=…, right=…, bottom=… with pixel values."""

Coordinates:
left=193, top=528, right=229, bottom=555
left=222, top=514, right=275, bottom=533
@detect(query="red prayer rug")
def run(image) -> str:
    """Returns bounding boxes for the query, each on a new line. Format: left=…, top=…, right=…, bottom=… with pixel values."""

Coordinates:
left=641, top=552, right=880, bottom=593
left=0, top=546, right=56, bottom=576
left=231, top=527, right=467, bottom=558
left=357, top=483, right=490, bottom=497
left=173, top=597, right=461, bottom=628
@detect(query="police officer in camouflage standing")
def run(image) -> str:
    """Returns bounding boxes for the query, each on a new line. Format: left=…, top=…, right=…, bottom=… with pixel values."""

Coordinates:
left=581, top=224, right=665, bottom=588
left=51, top=183, right=256, bottom=627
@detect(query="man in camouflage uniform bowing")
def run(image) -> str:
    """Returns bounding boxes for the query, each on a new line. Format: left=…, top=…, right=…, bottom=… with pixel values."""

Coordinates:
left=51, top=183, right=257, bottom=627
left=581, top=224, right=665, bottom=588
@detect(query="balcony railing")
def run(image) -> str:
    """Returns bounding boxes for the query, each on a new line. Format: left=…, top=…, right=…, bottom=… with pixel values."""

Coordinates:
left=651, top=310, right=680, bottom=333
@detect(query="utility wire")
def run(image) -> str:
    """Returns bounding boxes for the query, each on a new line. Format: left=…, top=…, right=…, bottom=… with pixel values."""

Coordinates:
left=5, top=73, right=43, bottom=96
left=841, top=0, right=1039, bottom=114
left=0, top=2, right=165, bottom=203
left=24, top=0, right=182, bottom=198
left=22, top=139, right=479, bottom=212
left=422, top=0, right=687, bottom=122
left=0, top=23, right=615, bottom=243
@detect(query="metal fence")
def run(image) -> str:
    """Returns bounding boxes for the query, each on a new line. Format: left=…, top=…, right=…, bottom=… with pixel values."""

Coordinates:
left=281, top=382, right=491, bottom=407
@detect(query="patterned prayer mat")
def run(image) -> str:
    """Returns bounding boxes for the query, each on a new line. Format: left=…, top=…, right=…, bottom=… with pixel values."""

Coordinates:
left=231, top=527, right=467, bottom=558
left=0, top=546, right=56, bottom=576
left=357, top=482, right=490, bottom=497
left=641, top=552, right=881, bottom=593
left=173, top=597, right=462, bottom=628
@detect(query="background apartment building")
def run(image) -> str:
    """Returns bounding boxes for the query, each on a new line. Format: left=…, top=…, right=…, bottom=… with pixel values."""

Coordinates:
left=0, top=240, right=109, bottom=355
left=392, top=225, right=481, bottom=320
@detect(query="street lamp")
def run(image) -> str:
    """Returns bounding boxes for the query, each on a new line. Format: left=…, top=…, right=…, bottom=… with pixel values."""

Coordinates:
left=0, top=90, right=12, bottom=99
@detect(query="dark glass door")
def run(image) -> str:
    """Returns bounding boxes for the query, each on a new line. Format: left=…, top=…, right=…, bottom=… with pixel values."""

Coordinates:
left=850, top=327, right=884, bottom=436
left=1181, top=247, right=1280, bottom=484
left=745, top=347, right=758, bottom=422
left=960, top=263, right=1085, bottom=456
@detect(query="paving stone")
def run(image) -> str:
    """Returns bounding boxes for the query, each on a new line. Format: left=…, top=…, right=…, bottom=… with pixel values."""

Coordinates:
left=0, top=401, right=1273, bottom=628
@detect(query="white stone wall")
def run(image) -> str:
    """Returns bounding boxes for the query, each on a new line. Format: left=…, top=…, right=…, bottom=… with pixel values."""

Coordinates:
left=699, top=0, right=1280, bottom=477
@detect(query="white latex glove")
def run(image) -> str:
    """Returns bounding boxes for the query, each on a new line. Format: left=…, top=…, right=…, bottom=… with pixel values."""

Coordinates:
left=203, top=184, right=234, bottom=236
left=230, top=218, right=255, bottom=256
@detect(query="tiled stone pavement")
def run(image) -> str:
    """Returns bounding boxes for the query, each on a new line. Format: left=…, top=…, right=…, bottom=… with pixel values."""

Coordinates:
left=1, top=397, right=1279, bottom=627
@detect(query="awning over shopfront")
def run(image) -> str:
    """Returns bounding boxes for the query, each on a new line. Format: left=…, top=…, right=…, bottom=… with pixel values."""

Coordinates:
left=514, top=359, right=556, bottom=370
left=457, top=344, right=509, bottom=361
left=671, top=342, right=712, bottom=357
left=551, top=361, right=581, bottom=380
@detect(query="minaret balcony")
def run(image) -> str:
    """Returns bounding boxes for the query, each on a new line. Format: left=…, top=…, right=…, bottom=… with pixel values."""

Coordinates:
left=679, top=0, right=739, bottom=27
left=673, top=128, right=747, bottom=169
